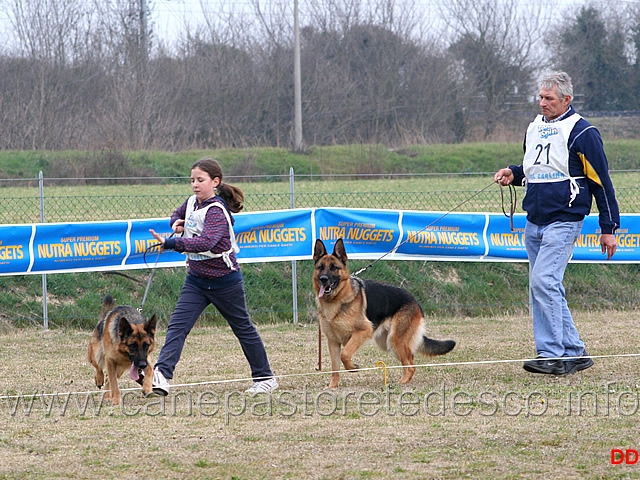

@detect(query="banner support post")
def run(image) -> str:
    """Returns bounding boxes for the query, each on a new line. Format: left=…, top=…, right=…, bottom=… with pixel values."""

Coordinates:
left=39, top=171, right=49, bottom=330
left=290, top=167, right=298, bottom=324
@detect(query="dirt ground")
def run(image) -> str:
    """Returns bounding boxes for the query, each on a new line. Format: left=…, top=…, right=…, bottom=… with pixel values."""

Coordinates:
left=1, top=311, right=639, bottom=479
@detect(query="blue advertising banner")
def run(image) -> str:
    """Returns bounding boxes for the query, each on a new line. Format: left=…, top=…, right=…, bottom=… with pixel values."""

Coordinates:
left=1, top=209, right=638, bottom=276
left=485, top=214, right=527, bottom=260
left=573, top=215, right=639, bottom=262
left=30, top=221, right=128, bottom=273
left=0, top=224, right=32, bottom=273
left=234, top=208, right=313, bottom=262
left=314, top=208, right=400, bottom=258
left=124, top=218, right=187, bottom=268
left=397, top=211, right=487, bottom=259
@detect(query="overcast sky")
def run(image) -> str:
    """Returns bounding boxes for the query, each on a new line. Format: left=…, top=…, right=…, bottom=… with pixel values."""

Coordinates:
left=150, top=0, right=590, bottom=46
left=0, top=0, right=628, bottom=53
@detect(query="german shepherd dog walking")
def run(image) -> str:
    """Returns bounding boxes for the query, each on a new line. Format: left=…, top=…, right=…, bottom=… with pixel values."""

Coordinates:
left=88, top=295, right=157, bottom=405
left=313, top=238, right=456, bottom=388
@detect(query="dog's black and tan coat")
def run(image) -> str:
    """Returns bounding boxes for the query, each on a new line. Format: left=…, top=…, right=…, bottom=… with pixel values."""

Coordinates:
left=88, top=295, right=157, bottom=405
left=313, top=238, right=455, bottom=388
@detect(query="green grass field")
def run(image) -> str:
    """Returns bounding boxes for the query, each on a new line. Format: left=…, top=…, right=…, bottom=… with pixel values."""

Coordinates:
left=1, top=311, right=639, bottom=479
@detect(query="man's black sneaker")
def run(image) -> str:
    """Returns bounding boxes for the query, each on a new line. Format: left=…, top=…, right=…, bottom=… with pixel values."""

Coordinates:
left=564, top=352, right=594, bottom=374
left=523, top=357, right=566, bottom=375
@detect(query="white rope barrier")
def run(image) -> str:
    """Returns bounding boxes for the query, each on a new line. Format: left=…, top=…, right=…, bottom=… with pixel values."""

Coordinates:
left=1, top=352, right=638, bottom=401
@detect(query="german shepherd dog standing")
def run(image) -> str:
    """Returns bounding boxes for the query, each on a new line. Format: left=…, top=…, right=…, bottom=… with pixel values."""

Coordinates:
left=88, top=295, right=157, bottom=405
left=313, top=238, right=456, bottom=388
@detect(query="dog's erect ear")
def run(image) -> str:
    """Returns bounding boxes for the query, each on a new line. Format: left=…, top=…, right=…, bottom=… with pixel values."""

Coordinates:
left=313, top=239, right=327, bottom=262
left=118, top=316, right=134, bottom=339
left=332, top=238, right=348, bottom=264
left=145, top=314, right=157, bottom=336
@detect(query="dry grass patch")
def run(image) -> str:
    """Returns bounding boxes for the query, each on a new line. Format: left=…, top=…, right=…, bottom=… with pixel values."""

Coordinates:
left=0, top=311, right=639, bottom=479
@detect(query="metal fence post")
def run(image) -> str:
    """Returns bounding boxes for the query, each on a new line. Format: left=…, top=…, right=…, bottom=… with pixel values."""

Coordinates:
left=290, top=167, right=298, bottom=324
left=38, top=171, right=49, bottom=329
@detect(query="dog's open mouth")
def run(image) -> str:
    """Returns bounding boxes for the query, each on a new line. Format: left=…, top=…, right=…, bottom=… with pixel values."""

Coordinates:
left=318, top=281, right=338, bottom=298
left=130, top=363, right=146, bottom=386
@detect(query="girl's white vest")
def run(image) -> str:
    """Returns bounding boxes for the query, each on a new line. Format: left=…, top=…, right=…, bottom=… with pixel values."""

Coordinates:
left=182, top=195, right=239, bottom=270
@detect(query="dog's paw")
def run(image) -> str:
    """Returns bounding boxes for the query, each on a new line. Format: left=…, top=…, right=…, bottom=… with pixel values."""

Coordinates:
left=142, top=390, right=154, bottom=398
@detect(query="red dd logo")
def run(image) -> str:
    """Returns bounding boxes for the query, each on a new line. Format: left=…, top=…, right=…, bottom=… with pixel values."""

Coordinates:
left=611, top=449, right=639, bottom=464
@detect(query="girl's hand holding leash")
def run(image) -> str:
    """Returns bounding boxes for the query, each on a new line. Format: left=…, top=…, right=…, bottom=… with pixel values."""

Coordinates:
left=148, top=229, right=166, bottom=251
left=171, top=219, right=185, bottom=234
left=149, top=224, right=179, bottom=252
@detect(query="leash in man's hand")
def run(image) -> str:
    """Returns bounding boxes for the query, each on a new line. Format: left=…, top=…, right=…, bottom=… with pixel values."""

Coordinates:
left=352, top=180, right=502, bottom=277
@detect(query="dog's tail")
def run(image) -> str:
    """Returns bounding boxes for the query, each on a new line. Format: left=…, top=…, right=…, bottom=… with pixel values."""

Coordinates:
left=102, top=294, right=116, bottom=318
left=420, top=336, right=456, bottom=356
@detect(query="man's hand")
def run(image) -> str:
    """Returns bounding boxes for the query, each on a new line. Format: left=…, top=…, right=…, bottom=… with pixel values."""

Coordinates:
left=601, top=233, right=617, bottom=260
left=494, top=168, right=514, bottom=186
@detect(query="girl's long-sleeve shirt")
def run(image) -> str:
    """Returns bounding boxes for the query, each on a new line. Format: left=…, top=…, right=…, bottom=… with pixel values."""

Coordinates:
left=164, top=196, right=239, bottom=278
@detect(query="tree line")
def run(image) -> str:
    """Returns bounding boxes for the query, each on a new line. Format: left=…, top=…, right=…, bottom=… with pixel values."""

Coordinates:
left=0, top=0, right=638, bottom=151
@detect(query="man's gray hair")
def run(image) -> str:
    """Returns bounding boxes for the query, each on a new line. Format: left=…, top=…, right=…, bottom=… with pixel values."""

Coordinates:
left=539, top=71, right=573, bottom=101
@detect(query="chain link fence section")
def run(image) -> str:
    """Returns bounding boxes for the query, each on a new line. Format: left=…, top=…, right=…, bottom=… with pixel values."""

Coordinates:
left=1, top=174, right=638, bottom=223
left=2, top=191, right=518, bottom=223
left=2, top=191, right=639, bottom=225
left=1, top=189, right=526, bottom=223
left=2, top=187, right=638, bottom=223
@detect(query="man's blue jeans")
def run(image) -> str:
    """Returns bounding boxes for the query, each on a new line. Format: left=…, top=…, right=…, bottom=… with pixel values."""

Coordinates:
left=525, top=220, right=586, bottom=358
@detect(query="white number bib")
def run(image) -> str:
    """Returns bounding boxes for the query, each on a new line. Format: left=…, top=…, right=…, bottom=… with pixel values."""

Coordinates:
left=523, top=114, right=581, bottom=183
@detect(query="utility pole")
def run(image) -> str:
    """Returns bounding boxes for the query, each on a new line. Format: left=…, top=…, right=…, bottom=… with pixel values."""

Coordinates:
left=293, top=0, right=304, bottom=152
left=139, top=0, right=148, bottom=63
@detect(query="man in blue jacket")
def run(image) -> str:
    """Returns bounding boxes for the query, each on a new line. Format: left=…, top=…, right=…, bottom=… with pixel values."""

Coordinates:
left=494, top=71, right=620, bottom=375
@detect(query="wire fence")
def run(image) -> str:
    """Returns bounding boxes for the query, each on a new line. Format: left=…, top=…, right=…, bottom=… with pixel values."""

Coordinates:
left=1, top=172, right=638, bottom=328
left=2, top=172, right=639, bottom=223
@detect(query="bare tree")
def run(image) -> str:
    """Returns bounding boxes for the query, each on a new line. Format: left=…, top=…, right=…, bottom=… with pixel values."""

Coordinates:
left=300, top=0, right=454, bottom=144
left=440, top=0, right=551, bottom=138
left=548, top=5, right=637, bottom=111
left=630, top=3, right=640, bottom=110
left=249, top=0, right=296, bottom=148
left=87, top=0, right=158, bottom=149
left=0, top=0, right=594, bottom=150
left=3, top=0, right=95, bottom=148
